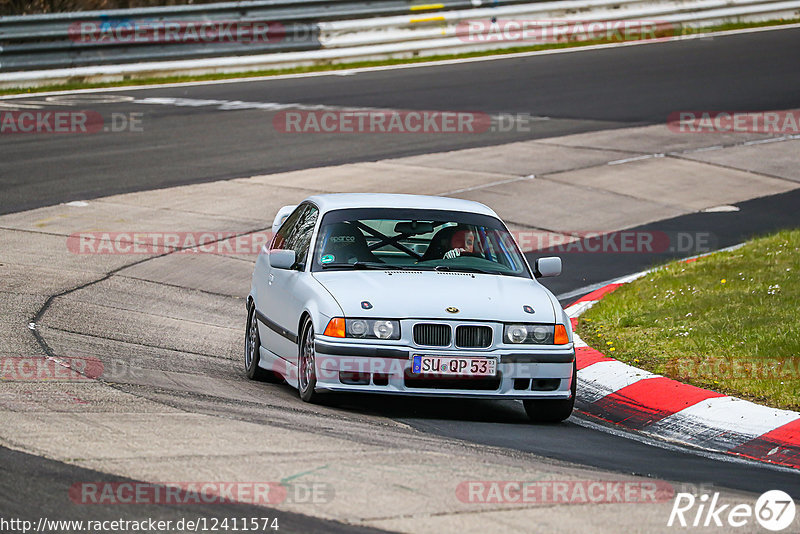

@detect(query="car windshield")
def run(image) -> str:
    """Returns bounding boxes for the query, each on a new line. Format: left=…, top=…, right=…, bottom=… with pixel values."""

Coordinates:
left=311, top=208, right=531, bottom=278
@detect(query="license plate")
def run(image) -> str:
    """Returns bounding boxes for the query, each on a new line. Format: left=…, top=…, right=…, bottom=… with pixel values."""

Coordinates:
left=412, top=355, right=497, bottom=377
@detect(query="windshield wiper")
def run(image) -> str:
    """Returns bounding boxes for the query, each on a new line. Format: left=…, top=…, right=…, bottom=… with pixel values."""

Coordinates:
left=321, top=261, right=401, bottom=270
left=433, top=265, right=498, bottom=275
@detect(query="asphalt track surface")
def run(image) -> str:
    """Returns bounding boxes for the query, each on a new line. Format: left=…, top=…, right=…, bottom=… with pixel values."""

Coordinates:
left=2, top=25, right=800, bottom=529
left=0, top=447, right=389, bottom=533
left=2, top=26, right=800, bottom=214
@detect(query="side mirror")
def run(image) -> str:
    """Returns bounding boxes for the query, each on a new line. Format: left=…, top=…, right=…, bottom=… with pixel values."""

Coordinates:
left=270, top=249, right=297, bottom=270
left=535, top=256, right=562, bottom=278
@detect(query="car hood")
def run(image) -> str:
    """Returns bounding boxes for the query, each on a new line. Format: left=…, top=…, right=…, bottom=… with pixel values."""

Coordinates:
left=312, top=270, right=557, bottom=323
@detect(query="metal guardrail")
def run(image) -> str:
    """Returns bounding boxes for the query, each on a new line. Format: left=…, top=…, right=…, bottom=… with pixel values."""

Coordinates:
left=0, top=0, right=534, bottom=71
left=0, top=0, right=798, bottom=84
left=318, top=0, right=800, bottom=47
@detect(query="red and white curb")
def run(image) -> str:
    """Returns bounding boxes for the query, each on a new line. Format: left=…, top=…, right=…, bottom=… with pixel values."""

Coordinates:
left=567, top=253, right=800, bottom=470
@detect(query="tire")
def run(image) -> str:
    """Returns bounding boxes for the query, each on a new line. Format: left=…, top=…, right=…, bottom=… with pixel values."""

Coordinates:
left=245, top=303, right=283, bottom=383
left=297, top=318, right=321, bottom=403
left=523, top=360, right=577, bottom=423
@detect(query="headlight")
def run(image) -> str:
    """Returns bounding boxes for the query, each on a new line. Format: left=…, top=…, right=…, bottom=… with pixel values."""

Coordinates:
left=504, top=324, right=555, bottom=344
left=531, top=325, right=550, bottom=342
left=507, top=325, right=529, bottom=343
left=373, top=320, right=395, bottom=339
left=344, top=318, right=400, bottom=340
left=350, top=319, right=368, bottom=337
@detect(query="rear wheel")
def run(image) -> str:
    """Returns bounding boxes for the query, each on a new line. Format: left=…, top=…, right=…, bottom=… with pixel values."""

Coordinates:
left=298, top=318, right=321, bottom=403
left=245, top=303, right=283, bottom=383
left=523, top=360, right=577, bottom=423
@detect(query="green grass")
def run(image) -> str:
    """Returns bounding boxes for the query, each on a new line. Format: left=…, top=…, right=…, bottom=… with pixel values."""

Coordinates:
left=577, top=229, right=800, bottom=410
left=2, top=18, right=798, bottom=96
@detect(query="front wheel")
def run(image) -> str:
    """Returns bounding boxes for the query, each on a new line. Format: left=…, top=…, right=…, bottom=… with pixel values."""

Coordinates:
left=523, top=360, right=577, bottom=423
left=298, top=319, right=321, bottom=403
left=245, top=303, right=282, bottom=383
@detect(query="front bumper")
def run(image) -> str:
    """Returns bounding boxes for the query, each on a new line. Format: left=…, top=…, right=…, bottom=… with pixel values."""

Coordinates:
left=313, top=337, right=575, bottom=399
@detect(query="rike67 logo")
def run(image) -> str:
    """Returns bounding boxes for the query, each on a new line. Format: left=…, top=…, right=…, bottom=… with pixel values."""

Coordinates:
left=668, top=490, right=796, bottom=531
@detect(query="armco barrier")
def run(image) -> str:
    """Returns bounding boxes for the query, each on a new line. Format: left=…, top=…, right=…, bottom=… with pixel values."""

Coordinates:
left=0, top=0, right=532, bottom=71
left=0, top=0, right=798, bottom=87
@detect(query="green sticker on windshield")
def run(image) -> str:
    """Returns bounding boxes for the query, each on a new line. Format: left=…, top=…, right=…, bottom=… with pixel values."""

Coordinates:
left=321, top=254, right=335, bottom=264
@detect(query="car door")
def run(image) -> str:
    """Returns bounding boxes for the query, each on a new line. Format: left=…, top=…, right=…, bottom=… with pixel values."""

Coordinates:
left=262, top=203, right=319, bottom=364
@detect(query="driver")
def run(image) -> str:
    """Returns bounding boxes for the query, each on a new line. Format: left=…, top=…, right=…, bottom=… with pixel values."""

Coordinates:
left=444, top=228, right=477, bottom=259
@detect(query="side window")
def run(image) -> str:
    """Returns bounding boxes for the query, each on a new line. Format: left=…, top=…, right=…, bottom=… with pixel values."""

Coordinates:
left=270, top=204, right=318, bottom=266
left=293, top=206, right=318, bottom=265
left=271, top=205, right=305, bottom=251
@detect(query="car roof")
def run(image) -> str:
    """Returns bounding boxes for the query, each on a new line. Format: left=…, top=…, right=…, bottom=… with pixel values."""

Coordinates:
left=305, top=193, right=499, bottom=218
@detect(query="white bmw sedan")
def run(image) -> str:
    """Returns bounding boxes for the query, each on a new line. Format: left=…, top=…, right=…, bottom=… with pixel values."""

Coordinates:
left=245, top=194, right=576, bottom=422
